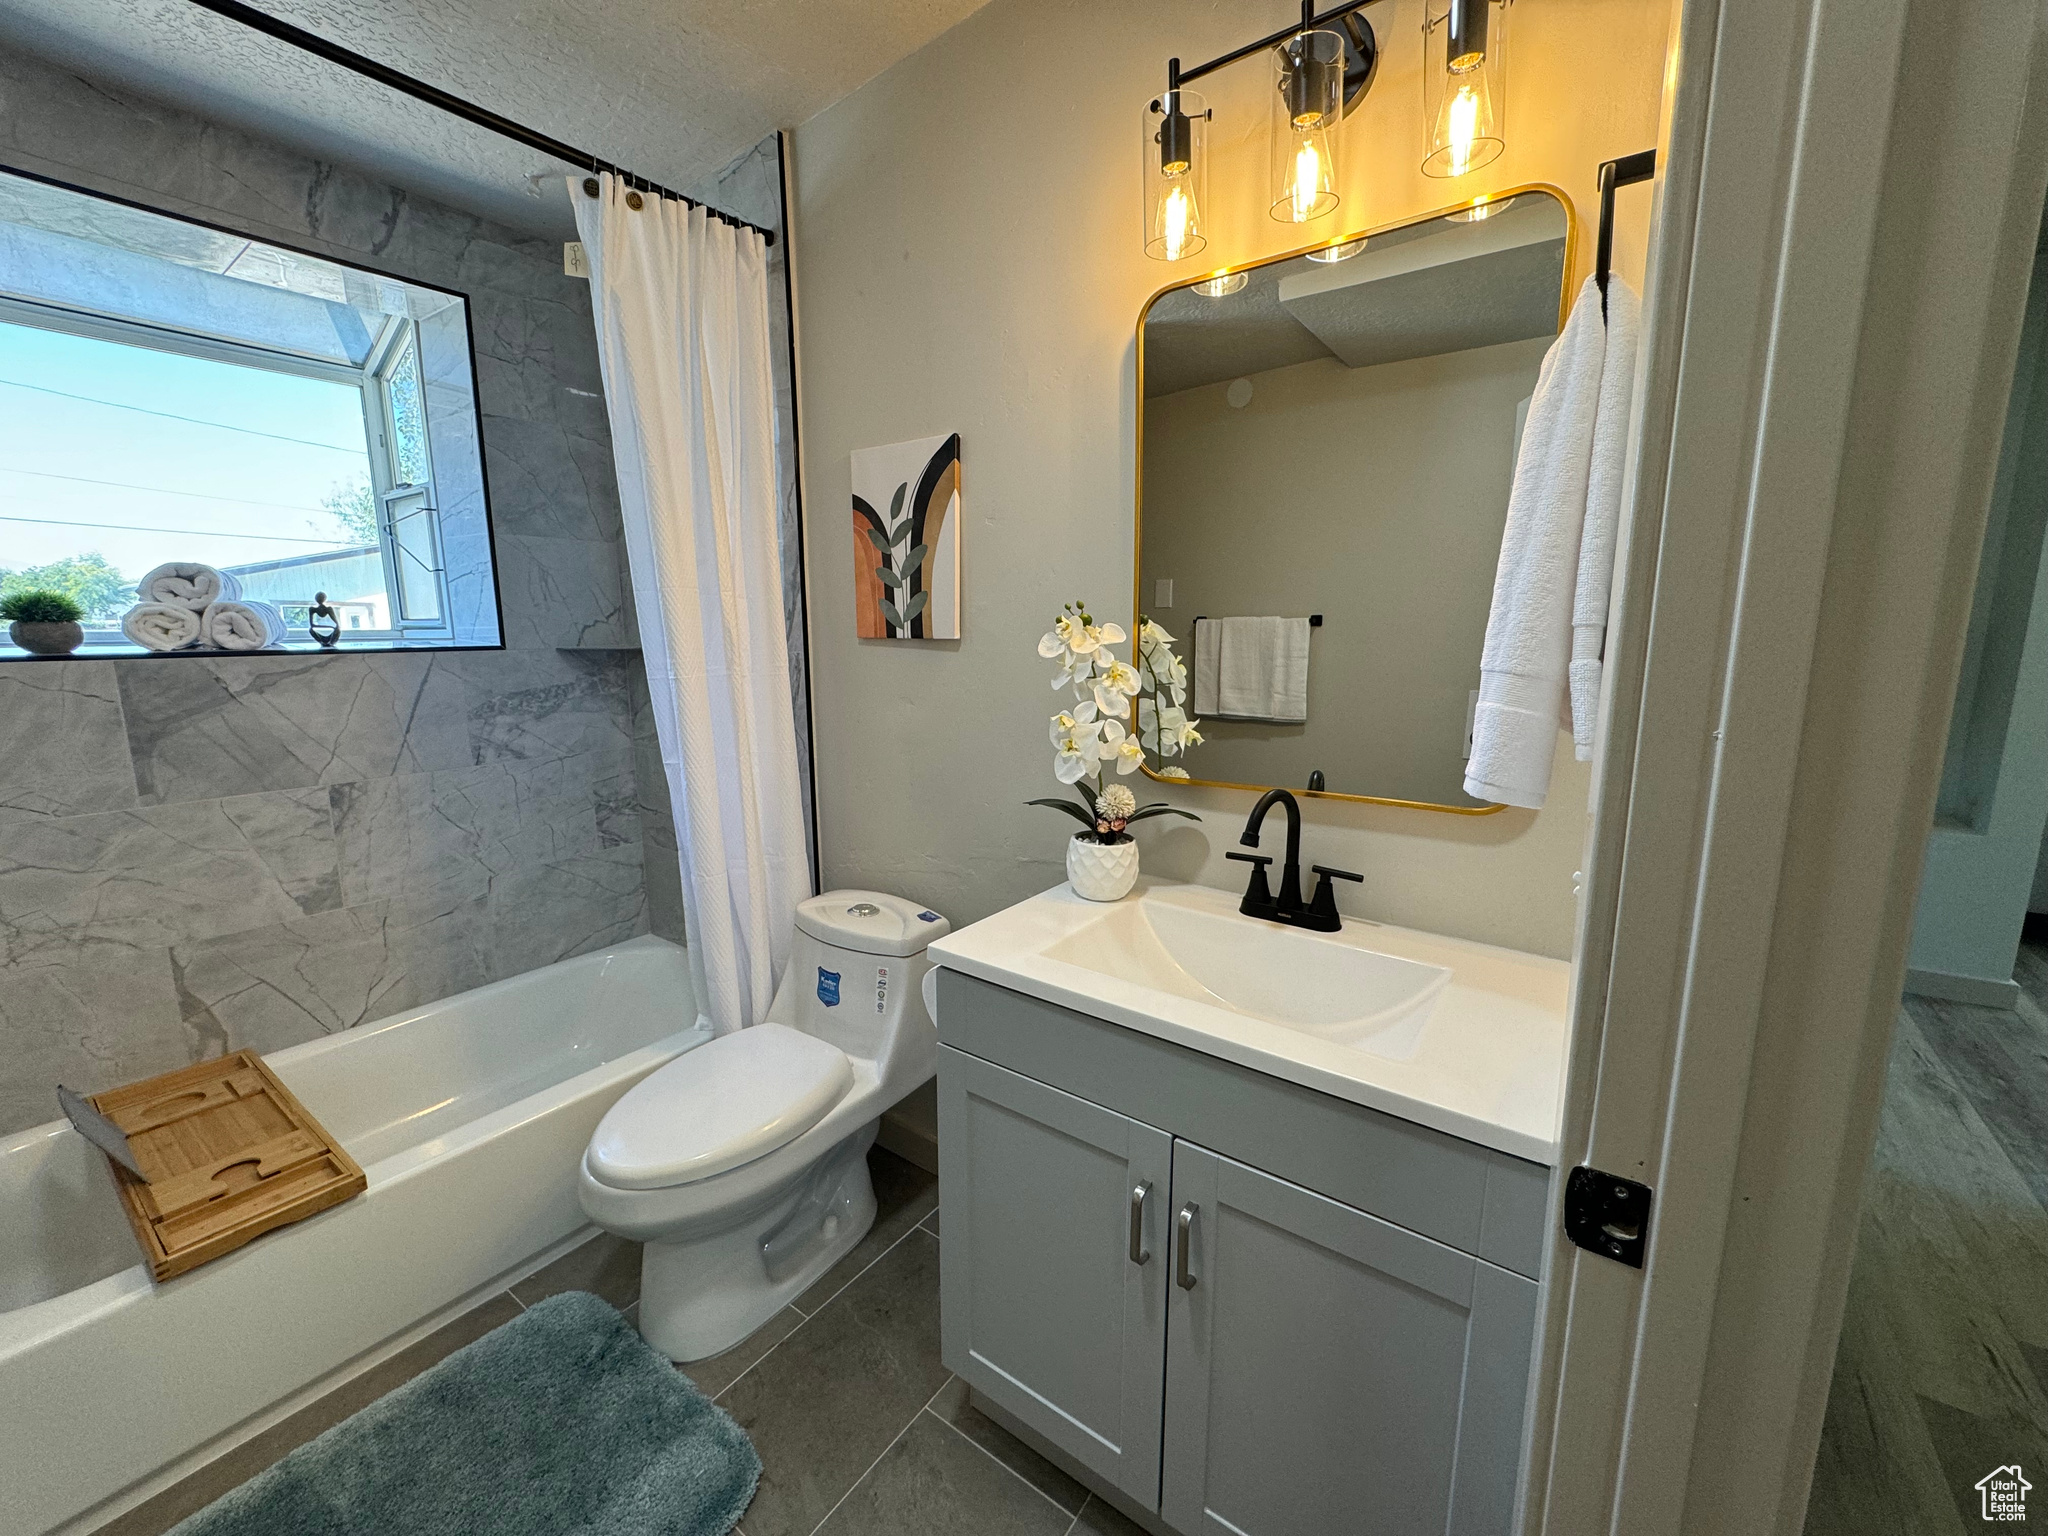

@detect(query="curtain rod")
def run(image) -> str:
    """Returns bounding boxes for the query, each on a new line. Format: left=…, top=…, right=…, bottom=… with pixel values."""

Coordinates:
left=181, top=0, right=777, bottom=245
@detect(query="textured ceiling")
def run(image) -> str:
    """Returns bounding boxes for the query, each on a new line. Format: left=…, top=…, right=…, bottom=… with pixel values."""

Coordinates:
left=0, top=0, right=994, bottom=235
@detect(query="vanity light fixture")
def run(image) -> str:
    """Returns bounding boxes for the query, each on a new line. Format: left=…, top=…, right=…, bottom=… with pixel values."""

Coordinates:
left=1144, top=68, right=1211, bottom=262
left=1142, top=1, right=1380, bottom=260
left=1271, top=28, right=1345, bottom=223
left=1193, top=271, right=1250, bottom=297
left=1422, top=0, right=1509, bottom=179
left=1305, top=236, right=1369, bottom=262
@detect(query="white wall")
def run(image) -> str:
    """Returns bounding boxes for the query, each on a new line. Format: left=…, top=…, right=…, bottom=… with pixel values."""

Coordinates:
left=790, top=0, right=1670, bottom=961
left=1143, top=336, right=1549, bottom=805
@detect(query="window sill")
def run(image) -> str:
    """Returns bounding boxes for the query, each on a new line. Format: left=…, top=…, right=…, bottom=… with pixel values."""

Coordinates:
left=0, top=639, right=507, bottom=663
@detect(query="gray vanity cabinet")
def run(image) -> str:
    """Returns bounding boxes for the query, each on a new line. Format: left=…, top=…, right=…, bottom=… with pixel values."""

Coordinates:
left=937, top=1049, right=1174, bottom=1505
left=1162, top=1144, right=1539, bottom=1536
left=936, top=970, right=1548, bottom=1536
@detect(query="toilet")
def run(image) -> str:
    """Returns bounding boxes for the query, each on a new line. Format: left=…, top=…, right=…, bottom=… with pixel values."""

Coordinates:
left=577, top=890, right=949, bottom=1361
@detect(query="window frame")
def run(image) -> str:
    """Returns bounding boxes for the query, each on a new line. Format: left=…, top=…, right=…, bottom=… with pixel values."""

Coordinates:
left=0, top=160, right=504, bottom=658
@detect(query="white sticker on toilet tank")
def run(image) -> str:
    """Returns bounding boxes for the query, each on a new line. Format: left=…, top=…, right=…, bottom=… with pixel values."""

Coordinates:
left=875, top=966, right=889, bottom=1015
left=817, top=968, right=840, bottom=1007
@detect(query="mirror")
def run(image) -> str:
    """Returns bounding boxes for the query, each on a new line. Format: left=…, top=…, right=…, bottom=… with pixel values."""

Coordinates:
left=1137, top=189, right=1571, bottom=811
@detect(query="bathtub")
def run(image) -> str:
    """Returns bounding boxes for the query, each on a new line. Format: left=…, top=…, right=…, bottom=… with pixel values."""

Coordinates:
left=0, top=935, right=705, bottom=1536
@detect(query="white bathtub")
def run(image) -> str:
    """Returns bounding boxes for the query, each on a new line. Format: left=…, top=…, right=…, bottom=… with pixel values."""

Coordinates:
left=0, top=935, right=704, bottom=1536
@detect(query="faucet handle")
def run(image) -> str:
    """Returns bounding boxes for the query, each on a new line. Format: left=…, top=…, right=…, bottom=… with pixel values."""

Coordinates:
left=1311, top=864, right=1362, bottom=884
left=1227, top=850, right=1276, bottom=917
left=1304, top=864, right=1362, bottom=931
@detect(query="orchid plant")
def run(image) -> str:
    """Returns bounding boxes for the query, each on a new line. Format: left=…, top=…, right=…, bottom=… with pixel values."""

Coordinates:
left=1029, top=601, right=1202, bottom=843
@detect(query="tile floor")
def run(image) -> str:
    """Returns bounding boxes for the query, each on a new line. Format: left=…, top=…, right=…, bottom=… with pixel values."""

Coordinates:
left=91, top=1147, right=1143, bottom=1536
left=1804, top=921, right=2048, bottom=1534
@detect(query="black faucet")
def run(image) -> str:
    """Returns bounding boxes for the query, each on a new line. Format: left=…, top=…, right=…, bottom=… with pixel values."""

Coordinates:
left=1227, top=788, right=1362, bottom=933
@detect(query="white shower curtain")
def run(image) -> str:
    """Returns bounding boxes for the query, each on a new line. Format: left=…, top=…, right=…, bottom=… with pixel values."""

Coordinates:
left=572, top=175, right=810, bottom=1036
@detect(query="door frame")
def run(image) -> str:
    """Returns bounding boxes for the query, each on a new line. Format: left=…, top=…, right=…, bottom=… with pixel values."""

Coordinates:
left=1523, top=1, right=2048, bottom=1533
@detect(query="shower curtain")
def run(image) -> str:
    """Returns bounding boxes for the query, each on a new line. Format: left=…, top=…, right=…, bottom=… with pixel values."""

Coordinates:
left=572, top=174, right=810, bottom=1036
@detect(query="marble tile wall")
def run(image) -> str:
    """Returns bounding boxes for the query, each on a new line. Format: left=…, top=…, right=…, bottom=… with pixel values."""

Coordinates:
left=0, top=53, right=698, bottom=1135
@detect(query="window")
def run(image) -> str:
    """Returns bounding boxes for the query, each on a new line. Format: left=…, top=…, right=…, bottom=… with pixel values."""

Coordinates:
left=0, top=166, right=500, bottom=655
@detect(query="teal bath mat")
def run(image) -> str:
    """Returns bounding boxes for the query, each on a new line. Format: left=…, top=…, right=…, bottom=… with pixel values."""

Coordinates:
left=172, top=1291, right=759, bottom=1536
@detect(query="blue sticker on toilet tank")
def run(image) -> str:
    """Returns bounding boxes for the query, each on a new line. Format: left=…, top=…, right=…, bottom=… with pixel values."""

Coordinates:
left=918, top=911, right=941, bottom=922
left=817, top=968, right=841, bottom=1007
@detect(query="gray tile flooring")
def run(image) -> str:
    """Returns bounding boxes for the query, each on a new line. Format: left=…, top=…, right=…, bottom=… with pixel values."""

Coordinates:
left=91, top=1147, right=1140, bottom=1536
left=1804, top=921, right=2048, bottom=1535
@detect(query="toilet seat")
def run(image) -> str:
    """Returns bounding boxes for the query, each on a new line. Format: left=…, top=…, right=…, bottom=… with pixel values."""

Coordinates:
left=587, top=1023, right=854, bottom=1191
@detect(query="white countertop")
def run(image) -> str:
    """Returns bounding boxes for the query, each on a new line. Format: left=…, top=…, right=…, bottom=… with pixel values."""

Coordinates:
left=927, top=879, right=1571, bottom=1164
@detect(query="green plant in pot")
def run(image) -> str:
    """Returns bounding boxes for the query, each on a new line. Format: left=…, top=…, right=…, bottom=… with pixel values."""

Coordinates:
left=0, top=589, right=86, bottom=656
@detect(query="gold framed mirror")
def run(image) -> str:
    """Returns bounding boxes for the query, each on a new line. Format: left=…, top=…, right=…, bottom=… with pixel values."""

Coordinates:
left=1135, top=185, right=1574, bottom=813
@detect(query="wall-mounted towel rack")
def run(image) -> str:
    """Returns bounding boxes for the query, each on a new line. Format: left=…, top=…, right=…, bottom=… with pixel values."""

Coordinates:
left=1595, top=149, right=1656, bottom=319
left=1194, top=615, right=1323, bottom=626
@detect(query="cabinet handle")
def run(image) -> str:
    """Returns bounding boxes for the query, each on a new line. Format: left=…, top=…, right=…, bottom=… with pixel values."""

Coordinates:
left=1175, top=1203, right=1198, bottom=1290
left=1129, top=1181, right=1151, bottom=1265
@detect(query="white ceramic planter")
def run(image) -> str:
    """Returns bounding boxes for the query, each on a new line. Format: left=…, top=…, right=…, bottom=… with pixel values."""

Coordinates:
left=1067, top=834, right=1139, bottom=902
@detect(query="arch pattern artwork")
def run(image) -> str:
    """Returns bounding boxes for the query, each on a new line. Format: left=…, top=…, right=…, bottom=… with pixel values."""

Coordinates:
left=851, top=432, right=961, bottom=639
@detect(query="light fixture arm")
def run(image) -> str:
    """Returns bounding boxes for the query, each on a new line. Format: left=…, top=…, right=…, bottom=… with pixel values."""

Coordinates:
left=1169, top=0, right=1388, bottom=90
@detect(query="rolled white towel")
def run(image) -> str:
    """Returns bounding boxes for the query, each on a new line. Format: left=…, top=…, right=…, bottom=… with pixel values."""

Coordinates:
left=199, top=599, right=286, bottom=652
left=122, top=603, right=203, bottom=652
left=137, top=562, right=241, bottom=611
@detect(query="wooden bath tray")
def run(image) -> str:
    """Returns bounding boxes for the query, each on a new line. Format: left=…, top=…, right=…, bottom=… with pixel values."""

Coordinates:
left=88, top=1051, right=366, bottom=1282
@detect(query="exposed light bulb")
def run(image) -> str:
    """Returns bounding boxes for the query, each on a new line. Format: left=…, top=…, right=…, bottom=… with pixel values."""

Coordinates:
left=1159, top=181, right=1193, bottom=261
left=1290, top=138, right=1324, bottom=222
left=1446, top=82, right=1481, bottom=176
left=1192, top=271, right=1248, bottom=297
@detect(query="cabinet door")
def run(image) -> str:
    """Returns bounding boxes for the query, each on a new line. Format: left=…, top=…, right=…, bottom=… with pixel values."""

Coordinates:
left=1162, top=1142, right=1539, bottom=1536
left=938, top=1046, right=1173, bottom=1508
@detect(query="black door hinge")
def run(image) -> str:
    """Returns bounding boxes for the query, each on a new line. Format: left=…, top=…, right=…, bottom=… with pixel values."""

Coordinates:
left=1563, top=1166, right=1652, bottom=1268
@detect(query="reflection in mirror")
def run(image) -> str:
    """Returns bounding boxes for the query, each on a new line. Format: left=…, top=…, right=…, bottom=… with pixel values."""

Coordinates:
left=1138, top=192, right=1569, bottom=809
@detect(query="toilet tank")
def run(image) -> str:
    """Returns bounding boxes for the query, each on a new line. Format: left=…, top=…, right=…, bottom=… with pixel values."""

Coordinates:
left=769, top=891, right=950, bottom=1100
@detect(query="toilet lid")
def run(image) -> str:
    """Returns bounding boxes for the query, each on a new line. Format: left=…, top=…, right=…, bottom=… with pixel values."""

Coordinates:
left=587, top=1023, right=854, bottom=1190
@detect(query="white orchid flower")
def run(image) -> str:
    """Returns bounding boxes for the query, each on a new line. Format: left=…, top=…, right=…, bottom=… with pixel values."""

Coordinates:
left=1113, top=737, right=1146, bottom=774
left=1088, top=622, right=1126, bottom=650
left=1048, top=702, right=1099, bottom=746
left=1052, top=715, right=1103, bottom=784
left=1062, top=615, right=1100, bottom=655
left=1037, top=628, right=1068, bottom=659
left=1140, top=619, right=1175, bottom=647
left=1091, top=659, right=1141, bottom=717
left=1097, top=717, right=1126, bottom=757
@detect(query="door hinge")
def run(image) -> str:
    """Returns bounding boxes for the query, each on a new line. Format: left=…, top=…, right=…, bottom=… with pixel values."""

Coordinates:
left=1563, top=1166, right=1652, bottom=1268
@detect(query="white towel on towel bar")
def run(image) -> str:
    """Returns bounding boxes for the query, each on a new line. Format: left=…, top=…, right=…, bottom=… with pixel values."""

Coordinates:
left=1569, top=277, right=1640, bottom=759
left=136, top=562, right=241, bottom=611
left=198, top=599, right=287, bottom=652
left=1465, top=275, right=1636, bottom=808
left=1192, top=617, right=1310, bottom=722
left=121, top=603, right=203, bottom=652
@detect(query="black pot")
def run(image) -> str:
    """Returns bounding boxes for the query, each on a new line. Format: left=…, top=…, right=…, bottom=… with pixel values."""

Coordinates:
left=9, top=620, right=85, bottom=656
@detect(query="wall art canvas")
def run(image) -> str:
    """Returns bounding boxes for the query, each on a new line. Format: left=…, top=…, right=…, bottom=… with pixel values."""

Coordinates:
left=851, top=432, right=961, bottom=639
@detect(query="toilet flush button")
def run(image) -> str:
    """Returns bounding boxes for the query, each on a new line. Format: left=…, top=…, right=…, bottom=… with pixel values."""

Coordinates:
left=847, top=902, right=880, bottom=917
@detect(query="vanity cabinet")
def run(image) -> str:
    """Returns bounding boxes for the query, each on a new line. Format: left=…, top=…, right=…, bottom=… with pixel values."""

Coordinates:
left=936, top=970, right=1547, bottom=1536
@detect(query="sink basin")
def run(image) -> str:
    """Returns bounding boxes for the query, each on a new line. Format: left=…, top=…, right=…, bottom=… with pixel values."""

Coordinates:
left=927, top=878, right=1571, bottom=1162
left=1042, top=898, right=1450, bottom=1058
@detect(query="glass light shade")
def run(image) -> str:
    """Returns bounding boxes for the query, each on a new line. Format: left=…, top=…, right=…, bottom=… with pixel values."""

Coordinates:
left=1422, top=0, right=1508, bottom=179
left=1446, top=193, right=1518, bottom=223
left=1144, top=86, right=1209, bottom=261
left=1306, top=236, right=1369, bottom=263
left=1192, top=271, right=1249, bottom=297
left=1269, top=30, right=1343, bottom=224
